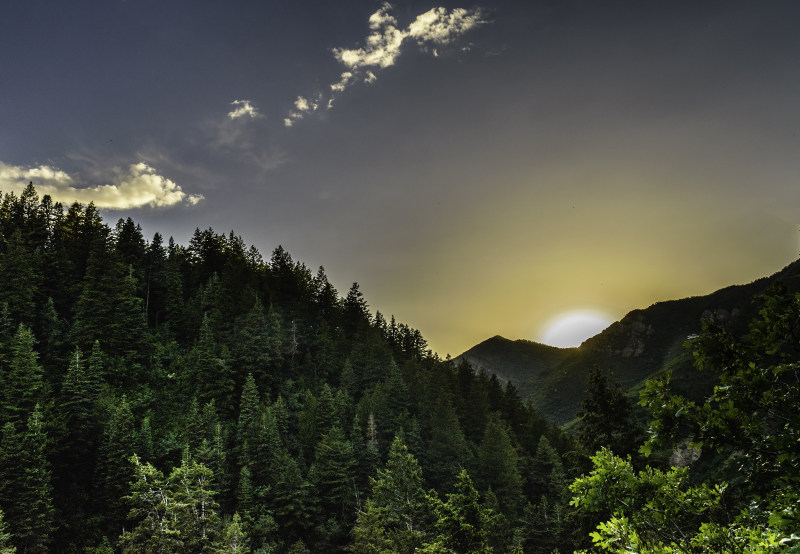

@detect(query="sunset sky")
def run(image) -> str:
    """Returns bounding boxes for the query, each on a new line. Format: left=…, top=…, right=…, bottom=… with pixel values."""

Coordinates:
left=2, top=1, right=799, bottom=356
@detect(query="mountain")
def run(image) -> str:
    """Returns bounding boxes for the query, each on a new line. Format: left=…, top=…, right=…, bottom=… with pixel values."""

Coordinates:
left=457, top=258, right=800, bottom=425
left=454, top=336, right=570, bottom=396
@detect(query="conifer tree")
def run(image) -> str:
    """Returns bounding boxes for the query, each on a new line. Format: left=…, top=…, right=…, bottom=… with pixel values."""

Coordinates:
left=0, top=406, right=54, bottom=553
left=422, top=470, right=494, bottom=554
left=17, top=405, right=55, bottom=553
left=0, top=229, right=40, bottom=326
left=309, top=425, right=357, bottom=525
left=425, top=396, right=470, bottom=490
left=169, top=455, right=221, bottom=551
left=234, top=299, right=274, bottom=394
left=358, top=436, right=431, bottom=553
left=2, top=324, right=45, bottom=427
left=190, top=315, right=235, bottom=416
left=99, top=396, right=135, bottom=535
left=221, top=513, right=249, bottom=553
left=269, top=451, right=312, bottom=544
left=576, top=366, right=641, bottom=459
left=477, top=415, right=524, bottom=517
left=236, top=373, right=261, bottom=472
left=121, top=455, right=181, bottom=552
left=0, top=509, right=14, bottom=554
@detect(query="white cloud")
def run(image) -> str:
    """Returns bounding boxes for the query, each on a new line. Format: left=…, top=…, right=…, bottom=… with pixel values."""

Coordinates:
left=228, top=99, right=260, bottom=119
left=331, top=72, right=354, bottom=92
left=0, top=161, right=203, bottom=209
left=286, top=2, right=486, bottom=125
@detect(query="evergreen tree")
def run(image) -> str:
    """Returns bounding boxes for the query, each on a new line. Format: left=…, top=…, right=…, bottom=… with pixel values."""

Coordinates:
left=422, top=470, right=494, bottom=554
left=2, top=324, right=45, bottom=427
left=425, top=396, right=470, bottom=491
left=0, top=406, right=55, bottom=553
left=234, top=299, right=275, bottom=395
left=351, top=499, right=394, bottom=554
left=576, top=366, right=642, bottom=460
left=190, top=315, right=235, bottom=417
left=357, top=436, right=431, bottom=553
left=99, top=396, right=135, bottom=535
left=169, top=455, right=221, bottom=552
left=221, top=513, right=249, bottom=553
left=309, top=426, right=357, bottom=527
left=0, top=509, right=15, bottom=554
left=476, top=415, right=524, bottom=517
left=120, top=455, right=182, bottom=552
left=18, top=406, right=55, bottom=553
left=0, top=229, right=40, bottom=326
left=269, top=451, right=312, bottom=544
left=236, top=373, right=261, bottom=472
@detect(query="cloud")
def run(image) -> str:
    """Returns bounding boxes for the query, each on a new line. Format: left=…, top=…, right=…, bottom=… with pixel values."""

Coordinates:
left=228, top=99, right=260, bottom=119
left=284, top=2, right=486, bottom=126
left=0, top=161, right=204, bottom=209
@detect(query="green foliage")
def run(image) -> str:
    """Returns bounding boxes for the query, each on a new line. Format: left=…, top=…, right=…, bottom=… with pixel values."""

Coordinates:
left=353, top=436, right=432, bottom=553
left=422, top=470, right=496, bottom=554
left=0, top=185, right=581, bottom=552
left=0, top=509, right=15, bottom=554
left=574, top=284, right=800, bottom=552
left=576, top=366, right=643, bottom=460
left=2, top=324, right=45, bottom=426
left=476, top=414, right=524, bottom=517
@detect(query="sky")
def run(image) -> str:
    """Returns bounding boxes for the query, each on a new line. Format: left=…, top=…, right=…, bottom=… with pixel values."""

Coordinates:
left=2, top=0, right=800, bottom=356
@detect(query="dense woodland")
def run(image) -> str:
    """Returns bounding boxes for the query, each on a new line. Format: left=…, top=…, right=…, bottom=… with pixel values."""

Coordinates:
left=0, top=184, right=798, bottom=553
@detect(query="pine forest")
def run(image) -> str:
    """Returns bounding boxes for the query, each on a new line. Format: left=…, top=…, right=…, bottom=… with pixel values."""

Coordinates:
left=0, top=184, right=798, bottom=553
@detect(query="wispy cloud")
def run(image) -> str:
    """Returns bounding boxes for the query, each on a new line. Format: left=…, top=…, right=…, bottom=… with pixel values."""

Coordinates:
left=0, top=161, right=204, bottom=209
left=228, top=99, right=261, bottom=119
left=284, top=2, right=486, bottom=126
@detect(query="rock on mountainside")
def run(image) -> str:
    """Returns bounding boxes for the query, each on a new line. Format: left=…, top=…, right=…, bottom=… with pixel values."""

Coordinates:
left=457, top=258, right=800, bottom=425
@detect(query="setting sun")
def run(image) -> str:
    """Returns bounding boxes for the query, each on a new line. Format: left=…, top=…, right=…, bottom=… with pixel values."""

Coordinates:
left=539, top=310, right=614, bottom=348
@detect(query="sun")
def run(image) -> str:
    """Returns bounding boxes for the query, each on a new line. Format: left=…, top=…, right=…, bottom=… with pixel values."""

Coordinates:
left=539, top=309, right=614, bottom=348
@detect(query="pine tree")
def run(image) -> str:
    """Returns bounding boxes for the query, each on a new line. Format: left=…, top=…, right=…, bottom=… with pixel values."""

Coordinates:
left=0, top=406, right=55, bottom=553
left=365, top=436, right=431, bottom=553
left=169, top=455, right=221, bottom=552
left=190, top=315, right=235, bottom=417
left=422, top=470, right=494, bottom=554
left=120, top=455, right=182, bottom=552
left=54, top=347, right=102, bottom=549
left=221, top=513, right=249, bottom=553
left=269, top=451, right=312, bottom=544
left=236, top=373, right=261, bottom=472
left=99, top=396, right=136, bottom=535
left=2, top=324, right=45, bottom=427
left=351, top=499, right=394, bottom=554
left=0, top=509, right=15, bottom=554
left=309, top=426, right=357, bottom=526
left=476, top=415, right=524, bottom=517
left=425, top=396, right=470, bottom=491
left=576, top=366, right=642, bottom=459
left=16, top=405, right=55, bottom=553
left=0, top=229, right=40, bottom=326
left=234, top=299, right=274, bottom=395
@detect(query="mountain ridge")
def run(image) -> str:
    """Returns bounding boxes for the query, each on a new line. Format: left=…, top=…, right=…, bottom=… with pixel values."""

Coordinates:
left=457, top=257, right=800, bottom=425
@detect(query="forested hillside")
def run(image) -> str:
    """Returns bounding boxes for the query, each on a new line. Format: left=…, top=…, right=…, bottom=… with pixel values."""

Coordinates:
left=1, top=184, right=798, bottom=553
left=0, top=185, right=581, bottom=552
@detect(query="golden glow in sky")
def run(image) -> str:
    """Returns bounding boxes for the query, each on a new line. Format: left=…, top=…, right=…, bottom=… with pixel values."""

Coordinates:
left=2, top=1, right=799, bottom=360
left=539, top=310, right=614, bottom=348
